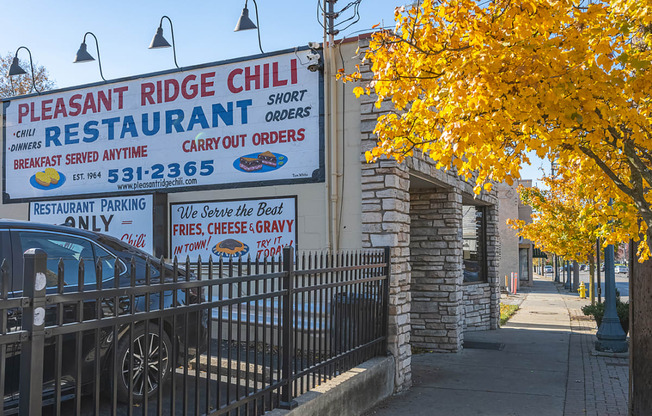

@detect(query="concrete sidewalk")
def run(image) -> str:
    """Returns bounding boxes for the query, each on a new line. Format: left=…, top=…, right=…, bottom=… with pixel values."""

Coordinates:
left=363, top=275, right=629, bottom=416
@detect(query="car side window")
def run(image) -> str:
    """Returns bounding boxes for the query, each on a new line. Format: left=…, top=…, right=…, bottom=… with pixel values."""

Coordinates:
left=93, top=244, right=126, bottom=281
left=17, top=231, right=96, bottom=287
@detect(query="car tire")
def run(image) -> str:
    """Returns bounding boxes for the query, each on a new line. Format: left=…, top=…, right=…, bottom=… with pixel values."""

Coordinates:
left=115, top=323, right=172, bottom=403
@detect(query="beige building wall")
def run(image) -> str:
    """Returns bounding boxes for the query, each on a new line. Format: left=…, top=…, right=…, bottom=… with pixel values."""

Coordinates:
left=497, top=182, right=520, bottom=287
left=518, top=179, right=534, bottom=286
left=497, top=180, right=535, bottom=288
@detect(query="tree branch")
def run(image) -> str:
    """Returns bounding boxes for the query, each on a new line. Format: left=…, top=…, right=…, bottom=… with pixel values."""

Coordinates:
left=578, top=145, right=652, bottom=227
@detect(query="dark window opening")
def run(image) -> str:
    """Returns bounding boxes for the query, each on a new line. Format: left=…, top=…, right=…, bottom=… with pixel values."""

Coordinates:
left=463, top=205, right=487, bottom=283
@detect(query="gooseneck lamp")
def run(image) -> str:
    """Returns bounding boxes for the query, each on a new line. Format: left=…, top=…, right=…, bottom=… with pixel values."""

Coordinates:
left=235, top=0, right=264, bottom=54
left=73, top=32, right=106, bottom=82
left=8, top=46, right=40, bottom=95
left=149, top=15, right=180, bottom=69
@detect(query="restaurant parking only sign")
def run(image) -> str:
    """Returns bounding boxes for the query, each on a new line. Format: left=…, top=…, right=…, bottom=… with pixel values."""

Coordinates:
left=2, top=48, right=322, bottom=202
left=29, top=195, right=154, bottom=254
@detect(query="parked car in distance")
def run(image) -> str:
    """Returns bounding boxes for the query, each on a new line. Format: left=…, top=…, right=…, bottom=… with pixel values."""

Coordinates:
left=2, top=219, right=207, bottom=413
left=615, top=265, right=629, bottom=274
left=544, top=265, right=553, bottom=274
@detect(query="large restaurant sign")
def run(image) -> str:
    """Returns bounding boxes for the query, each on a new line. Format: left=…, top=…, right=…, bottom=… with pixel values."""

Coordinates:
left=2, top=49, right=323, bottom=202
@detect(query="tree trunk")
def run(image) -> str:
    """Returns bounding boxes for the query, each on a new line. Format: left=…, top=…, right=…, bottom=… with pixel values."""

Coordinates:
left=573, top=260, right=580, bottom=291
left=630, top=233, right=652, bottom=415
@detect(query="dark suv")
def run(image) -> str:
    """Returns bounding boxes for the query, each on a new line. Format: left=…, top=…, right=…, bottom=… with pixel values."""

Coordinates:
left=0, top=219, right=207, bottom=413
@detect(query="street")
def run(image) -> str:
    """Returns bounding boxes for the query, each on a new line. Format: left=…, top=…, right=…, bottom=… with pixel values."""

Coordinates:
left=545, top=270, right=629, bottom=300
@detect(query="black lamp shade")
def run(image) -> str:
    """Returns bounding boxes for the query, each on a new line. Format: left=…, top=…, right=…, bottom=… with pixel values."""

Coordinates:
left=234, top=7, right=257, bottom=31
left=150, top=27, right=171, bottom=49
left=74, top=42, right=95, bottom=63
left=8, top=57, right=27, bottom=76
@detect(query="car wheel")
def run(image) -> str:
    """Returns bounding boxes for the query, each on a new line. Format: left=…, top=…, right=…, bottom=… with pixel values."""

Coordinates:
left=115, top=324, right=172, bottom=403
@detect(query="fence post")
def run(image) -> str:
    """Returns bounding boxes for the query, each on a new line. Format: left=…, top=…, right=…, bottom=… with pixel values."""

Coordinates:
left=19, top=249, right=48, bottom=416
left=279, top=246, right=298, bottom=409
left=383, top=246, right=391, bottom=355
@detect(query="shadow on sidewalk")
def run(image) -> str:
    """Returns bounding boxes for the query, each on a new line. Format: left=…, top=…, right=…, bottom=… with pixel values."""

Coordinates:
left=366, top=276, right=629, bottom=416
left=366, top=325, right=571, bottom=416
left=365, top=277, right=577, bottom=416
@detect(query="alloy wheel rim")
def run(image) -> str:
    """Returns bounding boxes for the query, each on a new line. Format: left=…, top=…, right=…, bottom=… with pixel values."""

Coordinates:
left=121, top=332, right=169, bottom=396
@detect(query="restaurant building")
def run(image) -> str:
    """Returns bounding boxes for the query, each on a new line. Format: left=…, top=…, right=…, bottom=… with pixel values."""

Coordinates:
left=1, top=36, right=500, bottom=391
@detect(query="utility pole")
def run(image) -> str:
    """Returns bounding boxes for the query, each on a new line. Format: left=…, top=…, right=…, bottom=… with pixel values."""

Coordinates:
left=564, top=260, right=573, bottom=291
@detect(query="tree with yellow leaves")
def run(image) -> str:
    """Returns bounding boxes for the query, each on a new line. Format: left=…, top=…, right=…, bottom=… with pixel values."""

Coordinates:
left=508, top=163, right=620, bottom=305
left=345, top=0, right=651, bottom=411
left=511, top=160, right=642, bottom=260
left=0, top=52, right=54, bottom=98
left=508, top=181, right=596, bottom=263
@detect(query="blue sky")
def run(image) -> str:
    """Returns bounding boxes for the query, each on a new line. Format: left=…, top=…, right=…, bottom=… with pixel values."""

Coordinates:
left=2, top=0, right=402, bottom=88
left=2, top=0, right=548, bottom=183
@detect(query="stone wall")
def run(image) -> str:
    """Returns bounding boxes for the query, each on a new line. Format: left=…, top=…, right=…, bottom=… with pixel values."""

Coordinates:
left=486, top=204, right=501, bottom=330
left=410, top=188, right=464, bottom=352
left=358, top=58, right=412, bottom=389
left=462, top=283, right=493, bottom=330
left=360, top=161, right=412, bottom=391
left=355, top=36, right=500, bottom=392
left=461, top=201, right=500, bottom=331
left=410, top=186, right=500, bottom=341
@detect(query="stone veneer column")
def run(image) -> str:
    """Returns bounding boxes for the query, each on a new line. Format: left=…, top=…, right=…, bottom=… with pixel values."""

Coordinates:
left=358, top=68, right=412, bottom=390
left=360, top=159, right=412, bottom=391
left=357, top=36, right=412, bottom=392
left=486, top=203, right=501, bottom=329
left=409, top=188, right=464, bottom=352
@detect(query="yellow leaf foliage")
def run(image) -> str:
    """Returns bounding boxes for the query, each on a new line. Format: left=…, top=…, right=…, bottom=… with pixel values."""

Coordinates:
left=344, top=0, right=652, bottom=260
left=509, top=159, right=649, bottom=261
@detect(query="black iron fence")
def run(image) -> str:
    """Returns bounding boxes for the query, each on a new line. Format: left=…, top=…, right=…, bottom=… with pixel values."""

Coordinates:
left=1, top=246, right=389, bottom=415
